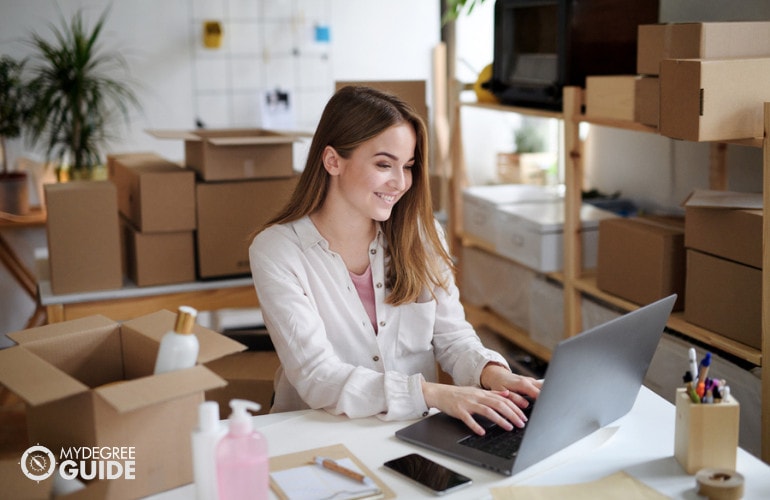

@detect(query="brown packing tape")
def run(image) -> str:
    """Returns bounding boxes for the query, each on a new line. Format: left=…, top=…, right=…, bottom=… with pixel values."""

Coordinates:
left=695, top=468, right=745, bottom=500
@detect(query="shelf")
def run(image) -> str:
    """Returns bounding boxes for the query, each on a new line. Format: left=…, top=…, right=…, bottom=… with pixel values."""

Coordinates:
left=460, top=101, right=563, bottom=120
left=462, top=100, right=765, bottom=147
left=453, top=86, right=769, bottom=462
left=463, top=303, right=552, bottom=362
left=572, top=274, right=762, bottom=366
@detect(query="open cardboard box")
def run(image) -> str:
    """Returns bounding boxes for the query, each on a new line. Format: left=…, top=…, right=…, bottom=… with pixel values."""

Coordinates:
left=147, top=128, right=296, bottom=181
left=0, top=311, right=245, bottom=499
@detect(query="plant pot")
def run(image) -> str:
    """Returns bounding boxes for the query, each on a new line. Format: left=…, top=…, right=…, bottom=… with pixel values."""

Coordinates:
left=0, top=171, right=29, bottom=215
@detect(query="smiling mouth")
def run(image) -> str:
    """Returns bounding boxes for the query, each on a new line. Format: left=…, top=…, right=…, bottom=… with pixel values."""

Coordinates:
left=376, top=193, right=398, bottom=204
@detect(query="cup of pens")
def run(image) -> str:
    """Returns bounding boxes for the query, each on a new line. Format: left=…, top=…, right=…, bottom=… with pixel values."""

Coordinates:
left=674, top=350, right=740, bottom=474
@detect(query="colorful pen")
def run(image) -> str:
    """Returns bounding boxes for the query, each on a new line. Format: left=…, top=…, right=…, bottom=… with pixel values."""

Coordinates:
left=698, top=352, right=712, bottom=383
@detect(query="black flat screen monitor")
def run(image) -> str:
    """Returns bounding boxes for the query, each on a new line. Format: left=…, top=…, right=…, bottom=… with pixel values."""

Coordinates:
left=489, top=0, right=658, bottom=110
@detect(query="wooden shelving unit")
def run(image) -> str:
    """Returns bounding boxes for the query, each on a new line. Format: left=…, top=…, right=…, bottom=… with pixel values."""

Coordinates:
left=450, top=86, right=769, bottom=462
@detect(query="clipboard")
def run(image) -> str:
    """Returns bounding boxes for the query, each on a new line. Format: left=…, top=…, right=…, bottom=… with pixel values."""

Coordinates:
left=269, top=443, right=396, bottom=500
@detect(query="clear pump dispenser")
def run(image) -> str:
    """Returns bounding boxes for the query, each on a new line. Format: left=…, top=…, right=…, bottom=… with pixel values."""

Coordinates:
left=153, top=305, right=200, bottom=374
left=216, top=399, right=269, bottom=500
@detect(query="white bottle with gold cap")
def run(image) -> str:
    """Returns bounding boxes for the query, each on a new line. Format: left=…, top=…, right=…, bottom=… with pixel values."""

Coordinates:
left=154, top=305, right=200, bottom=374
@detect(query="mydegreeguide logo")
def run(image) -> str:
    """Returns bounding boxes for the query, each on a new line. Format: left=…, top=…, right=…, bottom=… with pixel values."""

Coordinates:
left=20, top=444, right=136, bottom=483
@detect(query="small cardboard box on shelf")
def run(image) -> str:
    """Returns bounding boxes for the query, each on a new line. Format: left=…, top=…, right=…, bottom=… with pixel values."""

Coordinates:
left=44, top=181, right=123, bottom=295
left=585, top=75, right=656, bottom=123
left=121, top=218, right=196, bottom=287
left=659, top=57, right=770, bottom=141
left=684, top=249, right=761, bottom=350
left=108, top=153, right=196, bottom=233
left=684, top=190, right=762, bottom=269
left=196, top=176, right=298, bottom=278
left=147, top=128, right=297, bottom=181
left=637, top=21, right=770, bottom=76
left=597, top=216, right=685, bottom=310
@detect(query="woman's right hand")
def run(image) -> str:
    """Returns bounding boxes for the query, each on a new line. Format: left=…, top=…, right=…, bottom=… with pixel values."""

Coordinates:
left=421, top=380, right=529, bottom=435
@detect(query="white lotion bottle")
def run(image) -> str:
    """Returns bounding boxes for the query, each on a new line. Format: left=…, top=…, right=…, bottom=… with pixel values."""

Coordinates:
left=192, top=401, right=227, bottom=500
left=154, top=305, right=200, bottom=374
left=216, top=399, right=269, bottom=500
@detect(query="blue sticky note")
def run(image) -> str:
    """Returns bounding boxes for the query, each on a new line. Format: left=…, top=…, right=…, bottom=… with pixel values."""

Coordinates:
left=314, top=25, right=330, bottom=43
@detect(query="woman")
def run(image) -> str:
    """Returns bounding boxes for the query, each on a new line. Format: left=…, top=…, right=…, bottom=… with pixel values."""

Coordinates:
left=249, top=85, right=541, bottom=435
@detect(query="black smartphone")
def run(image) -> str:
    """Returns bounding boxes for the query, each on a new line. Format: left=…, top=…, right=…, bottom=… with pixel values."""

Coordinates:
left=383, top=453, right=472, bottom=495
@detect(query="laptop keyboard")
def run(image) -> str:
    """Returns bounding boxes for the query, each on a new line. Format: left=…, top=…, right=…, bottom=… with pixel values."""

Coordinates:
left=458, top=400, right=535, bottom=460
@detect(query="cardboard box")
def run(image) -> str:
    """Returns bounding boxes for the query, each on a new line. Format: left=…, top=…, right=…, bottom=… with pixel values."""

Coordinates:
left=597, top=216, right=685, bottom=310
left=44, top=181, right=123, bottom=295
left=335, top=80, right=428, bottom=127
left=205, top=350, right=281, bottom=419
left=109, top=153, right=196, bottom=232
left=634, top=76, right=659, bottom=127
left=685, top=249, right=761, bottom=350
left=462, top=184, right=563, bottom=247
left=148, top=128, right=296, bottom=181
left=122, top=218, right=195, bottom=287
left=494, top=201, right=617, bottom=273
left=684, top=190, right=762, bottom=269
left=585, top=75, right=653, bottom=122
left=188, top=128, right=295, bottom=181
left=637, top=21, right=770, bottom=76
left=659, top=57, right=770, bottom=141
left=196, top=176, right=298, bottom=278
left=0, top=312, right=245, bottom=499
left=674, top=388, right=740, bottom=474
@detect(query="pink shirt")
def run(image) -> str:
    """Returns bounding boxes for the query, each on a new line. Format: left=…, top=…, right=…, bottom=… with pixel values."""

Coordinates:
left=350, top=265, right=377, bottom=333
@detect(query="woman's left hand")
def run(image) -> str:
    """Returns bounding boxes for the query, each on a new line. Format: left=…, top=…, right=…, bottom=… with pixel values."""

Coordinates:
left=480, top=363, right=542, bottom=409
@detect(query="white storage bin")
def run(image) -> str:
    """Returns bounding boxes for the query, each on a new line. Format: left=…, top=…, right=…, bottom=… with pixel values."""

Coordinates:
left=495, top=202, right=617, bottom=273
left=460, top=245, right=536, bottom=332
left=529, top=277, right=621, bottom=351
left=529, top=277, right=564, bottom=351
left=462, top=184, right=563, bottom=247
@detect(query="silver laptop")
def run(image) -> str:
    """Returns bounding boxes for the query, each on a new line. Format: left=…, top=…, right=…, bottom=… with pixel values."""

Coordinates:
left=395, top=294, right=676, bottom=476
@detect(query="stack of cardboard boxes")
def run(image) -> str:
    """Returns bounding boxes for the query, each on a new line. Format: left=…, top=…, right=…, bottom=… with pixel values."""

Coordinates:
left=43, top=128, right=299, bottom=294
left=585, top=20, right=770, bottom=140
left=586, top=20, right=767, bottom=351
left=596, top=189, right=762, bottom=352
left=109, top=153, right=197, bottom=287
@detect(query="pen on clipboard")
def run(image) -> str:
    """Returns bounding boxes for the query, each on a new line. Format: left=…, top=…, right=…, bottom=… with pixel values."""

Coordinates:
left=312, top=456, right=372, bottom=485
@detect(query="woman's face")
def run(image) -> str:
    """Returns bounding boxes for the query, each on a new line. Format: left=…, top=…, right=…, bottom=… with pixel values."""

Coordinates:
left=328, top=122, right=416, bottom=222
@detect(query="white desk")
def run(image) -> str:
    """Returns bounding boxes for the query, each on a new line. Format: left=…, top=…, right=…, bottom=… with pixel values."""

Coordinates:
left=152, top=387, right=770, bottom=499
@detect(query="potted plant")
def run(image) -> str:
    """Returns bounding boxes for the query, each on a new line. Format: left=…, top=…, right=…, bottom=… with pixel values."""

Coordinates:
left=24, top=7, right=140, bottom=180
left=497, top=122, right=553, bottom=185
left=0, top=55, right=31, bottom=214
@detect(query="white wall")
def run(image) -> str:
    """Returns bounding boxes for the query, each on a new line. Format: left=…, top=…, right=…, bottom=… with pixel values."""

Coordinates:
left=0, top=0, right=440, bottom=338
left=0, top=0, right=439, bottom=168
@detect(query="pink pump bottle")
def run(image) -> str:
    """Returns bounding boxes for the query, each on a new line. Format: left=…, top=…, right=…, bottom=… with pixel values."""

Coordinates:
left=216, top=399, right=269, bottom=499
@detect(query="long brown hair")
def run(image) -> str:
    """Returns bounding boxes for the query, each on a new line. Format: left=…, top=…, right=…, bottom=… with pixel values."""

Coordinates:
left=262, top=85, right=453, bottom=305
